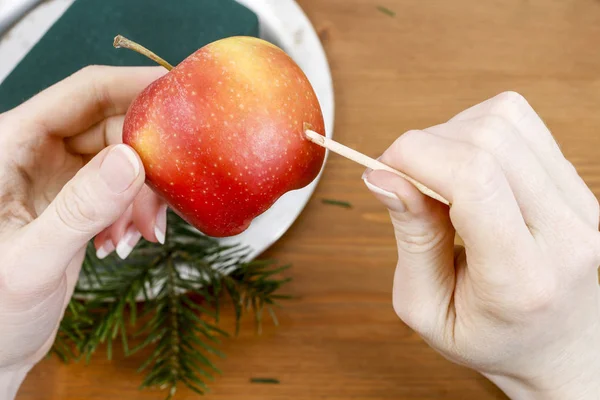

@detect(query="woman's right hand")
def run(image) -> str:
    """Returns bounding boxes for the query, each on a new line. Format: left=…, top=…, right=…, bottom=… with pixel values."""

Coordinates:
left=363, top=91, right=600, bottom=399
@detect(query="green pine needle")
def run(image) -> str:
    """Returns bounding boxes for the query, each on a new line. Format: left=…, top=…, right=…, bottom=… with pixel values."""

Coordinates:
left=321, top=198, right=352, bottom=208
left=376, top=5, right=396, bottom=17
left=52, top=212, right=290, bottom=398
left=250, top=377, right=280, bottom=384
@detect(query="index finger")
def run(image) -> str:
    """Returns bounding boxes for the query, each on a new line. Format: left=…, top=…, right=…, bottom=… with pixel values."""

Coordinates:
left=380, top=130, right=534, bottom=263
left=11, top=65, right=166, bottom=137
left=449, top=91, right=599, bottom=228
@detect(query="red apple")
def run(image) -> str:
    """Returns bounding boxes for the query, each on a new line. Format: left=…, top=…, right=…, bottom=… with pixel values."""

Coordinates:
left=122, top=36, right=326, bottom=237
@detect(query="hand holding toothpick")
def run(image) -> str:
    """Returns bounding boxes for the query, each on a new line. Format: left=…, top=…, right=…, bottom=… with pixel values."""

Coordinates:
left=304, top=129, right=450, bottom=206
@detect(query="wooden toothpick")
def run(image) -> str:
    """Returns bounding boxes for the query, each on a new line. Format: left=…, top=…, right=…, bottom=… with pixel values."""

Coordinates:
left=304, top=129, right=449, bottom=206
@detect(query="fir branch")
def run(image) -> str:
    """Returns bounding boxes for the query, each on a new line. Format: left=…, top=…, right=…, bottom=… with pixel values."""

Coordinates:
left=51, top=299, right=93, bottom=362
left=52, top=212, right=290, bottom=398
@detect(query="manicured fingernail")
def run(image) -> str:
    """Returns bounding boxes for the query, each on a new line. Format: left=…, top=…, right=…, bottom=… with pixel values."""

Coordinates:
left=362, top=156, right=383, bottom=180
left=154, top=204, right=168, bottom=245
left=116, top=225, right=142, bottom=259
left=363, top=177, right=406, bottom=213
left=361, top=168, right=372, bottom=180
left=96, top=240, right=115, bottom=259
left=100, top=145, right=141, bottom=194
left=363, top=178, right=397, bottom=199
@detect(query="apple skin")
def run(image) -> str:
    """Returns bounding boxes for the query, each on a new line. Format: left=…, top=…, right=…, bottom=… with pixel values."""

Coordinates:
left=123, top=36, right=326, bottom=237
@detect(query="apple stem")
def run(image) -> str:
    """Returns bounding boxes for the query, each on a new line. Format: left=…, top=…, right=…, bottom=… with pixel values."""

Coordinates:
left=113, top=35, right=174, bottom=71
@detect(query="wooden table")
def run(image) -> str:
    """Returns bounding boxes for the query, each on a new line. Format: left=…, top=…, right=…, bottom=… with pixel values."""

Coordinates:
left=16, top=0, right=600, bottom=398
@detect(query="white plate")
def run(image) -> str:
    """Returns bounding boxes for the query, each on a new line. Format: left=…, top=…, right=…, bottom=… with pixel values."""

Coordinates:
left=0, top=0, right=335, bottom=261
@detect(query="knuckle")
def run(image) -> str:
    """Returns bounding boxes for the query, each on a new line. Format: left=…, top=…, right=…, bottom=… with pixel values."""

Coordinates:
left=393, top=129, right=421, bottom=151
left=474, top=115, right=515, bottom=152
left=75, top=65, right=115, bottom=116
left=392, top=220, right=450, bottom=255
left=480, top=114, right=511, bottom=131
left=77, top=64, right=106, bottom=77
left=499, top=272, right=559, bottom=316
left=572, top=230, right=600, bottom=268
left=399, top=129, right=424, bottom=144
left=517, top=281, right=558, bottom=315
left=488, top=91, right=533, bottom=124
left=457, top=150, right=502, bottom=194
left=74, top=65, right=103, bottom=84
left=492, top=91, right=530, bottom=112
left=54, top=183, right=98, bottom=233
left=383, top=129, right=423, bottom=164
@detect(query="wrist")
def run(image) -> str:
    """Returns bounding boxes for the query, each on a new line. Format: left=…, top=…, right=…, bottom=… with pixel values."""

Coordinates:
left=484, top=333, right=600, bottom=400
left=486, top=369, right=600, bottom=400
left=484, top=305, right=600, bottom=400
left=0, top=364, right=32, bottom=400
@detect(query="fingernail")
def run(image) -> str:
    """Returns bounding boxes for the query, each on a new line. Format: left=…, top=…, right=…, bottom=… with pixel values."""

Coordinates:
left=363, top=177, right=407, bottom=213
left=154, top=204, right=168, bottom=245
left=100, top=145, right=141, bottom=194
left=361, top=156, right=382, bottom=180
left=361, top=168, right=372, bottom=180
left=96, top=240, right=115, bottom=259
left=116, top=225, right=142, bottom=259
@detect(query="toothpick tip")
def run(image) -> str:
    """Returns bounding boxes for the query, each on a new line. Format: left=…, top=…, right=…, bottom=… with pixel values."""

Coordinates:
left=303, top=128, right=325, bottom=146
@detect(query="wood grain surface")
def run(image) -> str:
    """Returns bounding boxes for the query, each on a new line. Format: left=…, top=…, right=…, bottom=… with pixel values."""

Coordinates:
left=16, top=0, right=600, bottom=398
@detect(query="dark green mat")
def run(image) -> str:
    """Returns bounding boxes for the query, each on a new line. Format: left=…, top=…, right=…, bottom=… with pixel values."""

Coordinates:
left=0, top=0, right=259, bottom=113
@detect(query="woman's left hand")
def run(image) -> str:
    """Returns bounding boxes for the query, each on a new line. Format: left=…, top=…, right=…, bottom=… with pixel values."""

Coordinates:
left=0, top=66, right=166, bottom=398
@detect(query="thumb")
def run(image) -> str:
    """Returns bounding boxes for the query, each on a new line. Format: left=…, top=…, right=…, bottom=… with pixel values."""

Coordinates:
left=24, top=144, right=145, bottom=282
left=363, top=169, right=456, bottom=335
